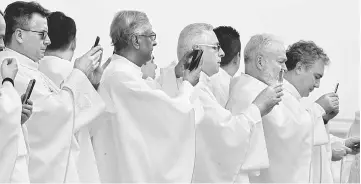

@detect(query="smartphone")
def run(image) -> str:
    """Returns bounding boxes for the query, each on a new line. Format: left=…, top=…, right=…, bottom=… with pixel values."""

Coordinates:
left=93, top=36, right=100, bottom=48
left=22, top=79, right=36, bottom=104
left=278, top=69, right=284, bottom=83
left=185, top=49, right=203, bottom=71
left=334, top=83, right=339, bottom=93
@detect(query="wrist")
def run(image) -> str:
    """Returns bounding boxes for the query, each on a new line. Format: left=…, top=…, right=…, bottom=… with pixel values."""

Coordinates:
left=2, top=77, right=14, bottom=87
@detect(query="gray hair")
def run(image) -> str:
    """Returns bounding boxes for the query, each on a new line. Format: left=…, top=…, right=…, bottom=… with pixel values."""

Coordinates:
left=110, top=10, right=150, bottom=51
left=177, top=23, right=213, bottom=61
left=244, top=33, right=283, bottom=63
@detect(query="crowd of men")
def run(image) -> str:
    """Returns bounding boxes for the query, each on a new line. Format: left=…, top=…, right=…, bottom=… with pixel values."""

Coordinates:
left=0, top=1, right=359, bottom=183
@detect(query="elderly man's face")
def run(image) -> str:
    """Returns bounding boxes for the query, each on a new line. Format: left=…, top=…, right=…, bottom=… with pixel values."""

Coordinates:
left=0, top=14, right=5, bottom=51
left=198, top=31, right=225, bottom=77
left=294, top=59, right=325, bottom=97
left=259, top=41, right=287, bottom=85
left=18, top=13, right=51, bottom=62
left=137, top=24, right=157, bottom=65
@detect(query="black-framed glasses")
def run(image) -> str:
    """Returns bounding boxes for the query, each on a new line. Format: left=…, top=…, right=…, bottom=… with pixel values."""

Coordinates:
left=197, top=43, right=221, bottom=52
left=19, top=28, right=48, bottom=40
left=137, top=33, right=156, bottom=41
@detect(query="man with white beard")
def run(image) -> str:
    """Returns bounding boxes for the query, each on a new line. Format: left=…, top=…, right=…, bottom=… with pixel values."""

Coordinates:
left=175, top=23, right=283, bottom=183
left=0, top=1, right=105, bottom=182
left=227, top=35, right=335, bottom=182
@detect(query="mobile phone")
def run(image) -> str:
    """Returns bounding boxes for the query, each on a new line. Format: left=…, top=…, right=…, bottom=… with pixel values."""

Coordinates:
left=93, top=36, right=100, bottom=48
left=334, top=83, right=339, bottom=93
left=278, top=69, right=284, bottom=83
left=22, top=79, right=36, bottom=104
left=186, top=49, right=203, bottom=71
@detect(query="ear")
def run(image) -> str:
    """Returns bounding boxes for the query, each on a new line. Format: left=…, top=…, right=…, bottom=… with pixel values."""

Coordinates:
left=131, top=35, right=140, bottom=49
left=255, top=55, right=265, bottom=70
left=70, top=39, right=76, bottom=51
left=14, top=29, right=24, bottom=44
left=295, top=62, right=304, bottom=74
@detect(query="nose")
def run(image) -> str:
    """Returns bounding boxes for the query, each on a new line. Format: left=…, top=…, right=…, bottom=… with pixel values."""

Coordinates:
left=44, top=34, right=51, bottom=46
left=281, top=63, right=287, bottom=71
left=155, top=64, right=158, bottom=69
left=152, top=39, right=157, bottom=47
left=314, top=79, right=320, bottom=88
left=219, top=48, right=225, bottom=57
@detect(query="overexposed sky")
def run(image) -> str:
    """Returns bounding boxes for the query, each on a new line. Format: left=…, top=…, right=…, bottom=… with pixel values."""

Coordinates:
left=0, top=0, right=359, bottom=121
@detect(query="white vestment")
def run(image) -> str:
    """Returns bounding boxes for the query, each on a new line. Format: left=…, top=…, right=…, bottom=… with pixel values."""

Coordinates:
left=208, top=67, right=232, bottom=107
left=38, top=55, right=101, bottom=182
left=92, top=54, right=196, bottom=183
left=0, top=49, right=105, bottom=183
left=156, top=61, right=183, bottom=97
left=226, top=74, right=329, bottom=183
left=0, top=80, right=30, bottom=183
left=190, top=72, right=264, bottom=183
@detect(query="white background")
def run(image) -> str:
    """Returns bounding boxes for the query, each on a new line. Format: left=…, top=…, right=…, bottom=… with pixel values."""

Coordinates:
left=0, top=0, right=359, bottom=122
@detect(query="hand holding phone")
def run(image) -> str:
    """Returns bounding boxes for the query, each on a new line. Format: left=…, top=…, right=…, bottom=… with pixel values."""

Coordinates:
left=185, top=49, right=203, bottom=71
left=93, top=36, right=100, bottom=48
left=22, top=79, right=36, bottom=104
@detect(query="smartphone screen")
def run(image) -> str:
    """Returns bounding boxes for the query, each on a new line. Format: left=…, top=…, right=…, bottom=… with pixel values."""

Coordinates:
left=93, top=36, right=100, bottom=48
left=187, top=49, right=203, bottom=71
left=22, top=79, right=36, bottom=104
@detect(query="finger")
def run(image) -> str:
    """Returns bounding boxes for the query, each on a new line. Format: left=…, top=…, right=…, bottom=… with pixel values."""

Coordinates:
left=90, top=51, right=102, bottom=65
left=274, top=86, right=283, bottom=93
left=276, top=92, right=284, bottom=98
left=102, top=57, right=112, bottom=70
left=26, top=99, right=33, bottom=106
left=86, top=46, right=103, bottom=56
left=22, top=108, right=31, bottom=117
left=271, top=83, right=283, bottom=89
left=23, top=104, right=33, bottom=111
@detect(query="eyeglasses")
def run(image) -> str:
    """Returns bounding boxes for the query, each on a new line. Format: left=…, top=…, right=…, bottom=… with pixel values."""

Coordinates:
left=137, top=33, right=156, bottom=41
left=197, top=43, right=221, bottom=52
left=20, top=28, right=48, bottom=40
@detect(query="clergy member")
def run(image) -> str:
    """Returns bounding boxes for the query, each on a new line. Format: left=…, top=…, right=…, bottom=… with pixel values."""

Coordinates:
left=175, top=23, right=284, bottom=183
left=208, top=26, right=241, bottom=107
left=284, top=40, right=360, bottom=182
left=38, top=11, right=102, bottom=182
left=92, top=10, right=201, bottom=182
left=226, top=35, right=332, bottom=182
left=0, top=1, right=105, bottom=182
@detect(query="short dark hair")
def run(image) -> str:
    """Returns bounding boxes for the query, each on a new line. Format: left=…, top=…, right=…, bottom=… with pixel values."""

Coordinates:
left=46, top=11, right=76, bottom=51
left=4, top=1, right=50, bottom=45
left=286, top=40, right=330, bottom=71
left=213, top=26, right=241, bottom=67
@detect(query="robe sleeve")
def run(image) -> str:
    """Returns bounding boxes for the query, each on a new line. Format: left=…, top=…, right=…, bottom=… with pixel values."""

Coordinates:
left=192, top=86, right=263, bottom=182
left=0, top=81, right=22, bottom=182
left=307, top=103, right=329, bottom=146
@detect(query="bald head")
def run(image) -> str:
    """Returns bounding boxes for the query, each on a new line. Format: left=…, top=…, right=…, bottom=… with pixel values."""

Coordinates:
left=177, top=23, right=213, bottom=61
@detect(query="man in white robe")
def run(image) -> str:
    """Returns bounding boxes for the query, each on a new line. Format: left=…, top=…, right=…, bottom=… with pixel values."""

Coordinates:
left=283, top=41, right=360, bottom=183
left=92, top=10, right=201, bottom=183
left=0, top=56, right=33, bottom=183
left=0, top=2, right=105, bottom=182
left=227, top=36, right=335, bottom=183
left=38, top=11, right=104, bottom=182
left=174, top=23, right=284, bottom=183
left=208, top=26, right=241, bottom=107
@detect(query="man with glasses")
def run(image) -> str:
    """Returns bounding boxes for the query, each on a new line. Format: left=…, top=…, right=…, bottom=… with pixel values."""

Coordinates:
left=172, top=23, right=283, bottom=183
left=0, top=10, right=33, bottom=183
left=92, top=10, right=201, bottom=182
left=0, top=1, right=106, bottom=182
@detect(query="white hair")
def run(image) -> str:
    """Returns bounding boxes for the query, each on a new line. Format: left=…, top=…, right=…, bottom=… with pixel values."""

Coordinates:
left=243, top=33, right=283, bottom=63
left=177, top=23, right=213, bottom=61
left=110, top=10, right=150, bottom=51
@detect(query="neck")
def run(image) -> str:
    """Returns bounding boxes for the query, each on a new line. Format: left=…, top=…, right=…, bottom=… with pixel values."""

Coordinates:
left=117, top=48, right=144, bottom=67
left=284, top=71, right=302, bottom=95
left=221, top=64, right=235, bottom=77
left=45, top=49, right=73, bottom=61
left=245, top=64, right=268, bottom=85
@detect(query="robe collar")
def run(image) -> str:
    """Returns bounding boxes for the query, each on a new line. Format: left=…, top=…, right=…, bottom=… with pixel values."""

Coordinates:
left=112, top=54, right=143, bottom=78
left=283, top=79, right=302, bottom=101
left=4, top=48, right=39, bottom=71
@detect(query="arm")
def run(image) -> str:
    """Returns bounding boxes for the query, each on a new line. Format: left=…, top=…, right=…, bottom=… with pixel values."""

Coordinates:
left=307, top=103, right=329, bottom=146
